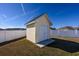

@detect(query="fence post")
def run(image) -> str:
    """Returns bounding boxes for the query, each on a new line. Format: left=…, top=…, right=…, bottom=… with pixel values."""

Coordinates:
left=75, top=29, right=78, bottom=37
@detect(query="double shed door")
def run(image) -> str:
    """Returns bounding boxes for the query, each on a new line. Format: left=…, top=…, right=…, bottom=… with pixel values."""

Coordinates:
left=37, top=25, right=49, bottom=42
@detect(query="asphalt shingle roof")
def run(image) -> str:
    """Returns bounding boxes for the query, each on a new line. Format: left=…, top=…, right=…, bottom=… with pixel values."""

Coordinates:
left=25, top=13, right=52, bottom=25
left=26, top=13, right=46, bottom=24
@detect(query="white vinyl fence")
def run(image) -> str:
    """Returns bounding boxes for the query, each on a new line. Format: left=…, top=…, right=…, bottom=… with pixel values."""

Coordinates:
left=50, top=30, right=79, bottom=38
left=0, top=30, right=26, bottom=43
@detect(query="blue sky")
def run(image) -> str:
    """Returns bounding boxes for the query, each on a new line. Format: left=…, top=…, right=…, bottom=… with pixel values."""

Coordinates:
left=0, top=3, right=79, bottom=28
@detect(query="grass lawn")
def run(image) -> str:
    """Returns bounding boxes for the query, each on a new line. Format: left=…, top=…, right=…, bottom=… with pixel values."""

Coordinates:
left=0, top=37, right=79, bottom=56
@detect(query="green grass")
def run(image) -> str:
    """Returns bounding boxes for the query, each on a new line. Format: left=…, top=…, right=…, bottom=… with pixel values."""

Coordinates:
left=0, top=37, right=79, bottom=56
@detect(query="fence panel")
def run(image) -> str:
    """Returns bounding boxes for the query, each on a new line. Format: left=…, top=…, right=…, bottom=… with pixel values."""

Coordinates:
left=0, top=30, right=26, bottom=43
left=0, top=30, right=5, bottom=42
left=50, top=30, right=79, bottom=38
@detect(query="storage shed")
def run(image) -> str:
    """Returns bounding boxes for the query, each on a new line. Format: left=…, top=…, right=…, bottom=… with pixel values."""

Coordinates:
left=26, top=13, right=54, bottom=47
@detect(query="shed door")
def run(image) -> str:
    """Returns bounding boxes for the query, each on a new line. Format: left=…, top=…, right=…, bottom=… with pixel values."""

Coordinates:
left=37, top=25, right=49, bottom=43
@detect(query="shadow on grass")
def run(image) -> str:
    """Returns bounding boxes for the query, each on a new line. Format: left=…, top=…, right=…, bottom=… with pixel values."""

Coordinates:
left=0, top=36, right=25, bottom=47
left=47, top=38, right=79, bottom=53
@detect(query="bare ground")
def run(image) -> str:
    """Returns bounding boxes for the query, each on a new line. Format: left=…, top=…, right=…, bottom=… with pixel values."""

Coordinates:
left=0, top=37, right=79, bottom=56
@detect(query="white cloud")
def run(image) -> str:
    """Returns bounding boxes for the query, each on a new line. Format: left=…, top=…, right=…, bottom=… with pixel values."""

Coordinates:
left=2, top=14, right=7, bottom=19
left=21, top=3, right=26, bottom=15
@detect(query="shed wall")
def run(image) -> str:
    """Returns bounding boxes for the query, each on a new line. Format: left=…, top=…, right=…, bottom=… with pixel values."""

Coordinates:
left=36, top=14, right=50, bottom=43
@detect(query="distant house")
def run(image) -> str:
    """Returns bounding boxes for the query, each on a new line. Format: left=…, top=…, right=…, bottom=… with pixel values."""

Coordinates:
left=57, top=26, right=75, bottom=31
left=57, top=26, right=79, bottom=31
left=26, top=13, right=54, bottom=47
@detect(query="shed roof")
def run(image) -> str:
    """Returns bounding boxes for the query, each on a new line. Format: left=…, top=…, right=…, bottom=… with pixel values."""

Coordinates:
left=26, top=13, right=52, bottom=25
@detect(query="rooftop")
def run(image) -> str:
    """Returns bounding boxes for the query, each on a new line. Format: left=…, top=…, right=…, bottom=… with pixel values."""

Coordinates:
left=26, top=13, right=52, bottom=25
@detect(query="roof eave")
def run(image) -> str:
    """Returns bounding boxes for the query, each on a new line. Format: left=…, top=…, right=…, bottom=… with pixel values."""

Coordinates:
left=26, top=21, right=36, bottom=26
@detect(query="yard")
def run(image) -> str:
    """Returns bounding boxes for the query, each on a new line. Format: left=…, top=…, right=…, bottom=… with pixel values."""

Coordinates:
left=0, top=37, right=79, bottom=56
